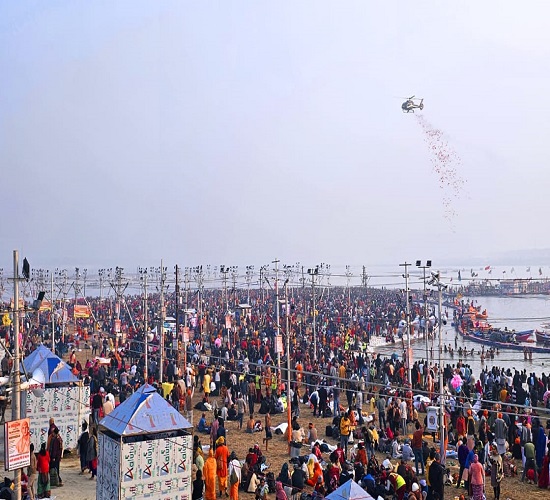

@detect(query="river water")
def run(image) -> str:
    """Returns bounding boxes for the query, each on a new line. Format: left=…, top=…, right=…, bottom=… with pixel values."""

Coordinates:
left=372, top=295, right=550, bottom=380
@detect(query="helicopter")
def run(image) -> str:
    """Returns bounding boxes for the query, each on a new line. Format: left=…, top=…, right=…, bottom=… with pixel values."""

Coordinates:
left=401, top=96, right=424, bottom=113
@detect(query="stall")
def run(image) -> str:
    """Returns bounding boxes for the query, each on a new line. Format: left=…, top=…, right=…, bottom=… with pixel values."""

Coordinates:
left=22, top=345, right=90, bottom=450
left=97, top=384, right=193, bottom=500
left=326, top=479, right=375, bottom=500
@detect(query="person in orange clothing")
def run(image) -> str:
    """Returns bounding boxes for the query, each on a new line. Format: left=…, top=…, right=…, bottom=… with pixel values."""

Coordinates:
left=306, top=461, right=324, bottom=487
left=203, top=449, right=217, bottom=500
left=228, top=451, right=241, bottom=500
left=355, top=442, right=367, bottom=466
left=215, top=436, right=230, bottom=497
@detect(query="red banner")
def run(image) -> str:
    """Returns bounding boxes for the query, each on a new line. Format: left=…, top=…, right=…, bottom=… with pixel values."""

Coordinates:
left=74, top=304, right=92, bottom=318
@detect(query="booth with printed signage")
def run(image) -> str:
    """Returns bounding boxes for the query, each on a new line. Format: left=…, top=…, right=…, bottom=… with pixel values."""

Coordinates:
left=22, top=345, right=90, bottom=450
left=97, top=384, right=193, bottom=500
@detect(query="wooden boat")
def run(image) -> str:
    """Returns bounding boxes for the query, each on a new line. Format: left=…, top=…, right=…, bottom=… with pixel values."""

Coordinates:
left=515, top=330, right=535, bottom=343
left=459, top=327, right=550, bottom=353
left=535, top=329, right=550, bottom=345
left=475, top=309, right=488, bottom=320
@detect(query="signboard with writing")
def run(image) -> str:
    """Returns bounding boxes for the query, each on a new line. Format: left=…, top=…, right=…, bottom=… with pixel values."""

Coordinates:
left=24, top=385, right=91, bottom=450
left=4, top=418, right=31, bottom=471
left=119, top=434, right=192, bottom=500
left=97, top=433, right=120, bottom=499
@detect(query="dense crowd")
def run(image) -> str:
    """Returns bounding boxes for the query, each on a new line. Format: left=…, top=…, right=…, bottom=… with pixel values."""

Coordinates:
left=4, top=284, right=550, bottom=499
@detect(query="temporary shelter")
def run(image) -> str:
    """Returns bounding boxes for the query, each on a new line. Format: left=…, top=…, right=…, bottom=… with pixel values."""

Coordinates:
left=22, top=345, right=90, bottom=450
left=97, top=384, right=193, bottom=500
left=325, top=480, right=375, bottom=500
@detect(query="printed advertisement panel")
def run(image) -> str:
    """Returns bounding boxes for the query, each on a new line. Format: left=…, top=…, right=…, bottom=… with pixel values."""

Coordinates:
left=4, top=418, right=31, bottom=471
left=120, top=434, right=192, bottom=500
left=97, top=432, right=120, bottom=500
left=25, top=385, right=91, bottom=450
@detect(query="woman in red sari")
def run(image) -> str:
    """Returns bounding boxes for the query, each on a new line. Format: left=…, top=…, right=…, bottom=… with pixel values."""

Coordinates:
left=539, top=447, right=550, bottom=489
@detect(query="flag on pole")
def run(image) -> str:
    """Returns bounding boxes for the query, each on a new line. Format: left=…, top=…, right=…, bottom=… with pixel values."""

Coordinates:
left=484, top=265, right=491, bottom=271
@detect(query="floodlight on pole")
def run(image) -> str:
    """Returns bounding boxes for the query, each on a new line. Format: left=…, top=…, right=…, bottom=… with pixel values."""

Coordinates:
left=428, top=270, right=448, bottom=465
left=417, top=260, right=432, bottom=365
left=399, top=261, right=412, bottom=386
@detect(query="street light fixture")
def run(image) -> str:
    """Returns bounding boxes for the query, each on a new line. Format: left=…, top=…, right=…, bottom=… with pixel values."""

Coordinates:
left=428, top=270, right=448, bottom=465
left=307, top=266, right=319, bottom=361
left=416, top=260, right=432, bottom=366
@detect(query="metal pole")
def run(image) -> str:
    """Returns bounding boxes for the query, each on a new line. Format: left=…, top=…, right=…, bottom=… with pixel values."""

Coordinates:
left=400, top=262, right=412, bottom=385
left=274, top=259, right=280, bottom=370
left=438, top=276, right=445, bottom=465
left=424, top=267, right=429, bottom=364
left=175, top=265, right=180, bottom=371
left=144, top=272, right=148, bottom=382
left=50, top=271, right=55, bottom=354
left=12, top=251, right=21, bottom=500
left=159, top=260, right=165, bottom=384
left=285, top=281, right=292, bottom=451
left=312, top=272, right=317, bottom=361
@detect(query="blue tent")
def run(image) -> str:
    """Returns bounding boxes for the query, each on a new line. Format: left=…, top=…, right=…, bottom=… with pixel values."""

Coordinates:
left=22, top=345, right=79, bottom=385
left=325, top=480, right=375, bottom=500
left=100, top=384, right=192, bottom=436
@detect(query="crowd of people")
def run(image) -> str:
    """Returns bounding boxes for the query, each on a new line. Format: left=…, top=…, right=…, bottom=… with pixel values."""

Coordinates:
left=5, top=282, right=550, bottom=499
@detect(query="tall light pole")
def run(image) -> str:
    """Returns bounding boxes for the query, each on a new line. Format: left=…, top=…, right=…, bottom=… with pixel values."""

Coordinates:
left=416, top=260, right=432, bottom=367
left=428, top=271, right=448, bottom=465
left=193, top=266, right=204, bottom=339
left=273, top=259, right=280, bottom=370
left=345, top=265, right=353, bottom=307
left=284, top=280, right=292, bottom=452
left=138, top=267, right=149, bottom=381
left=11, top=251, right=23, bottom=500
left=307, top=266, right=319, bottom=361
left=245, top=265, right=254, bottom=304
left=157, top=261, right=167, bottom=383
left=220, top=265, right=229, bottom=312
left=110, top=267, right=128, bottom=348
left=399, top=262, right=412, bottom=385
left=175, top=265, right=181, bottom=370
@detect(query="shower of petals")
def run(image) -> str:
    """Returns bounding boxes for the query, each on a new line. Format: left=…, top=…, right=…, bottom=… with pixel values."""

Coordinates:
left=415, top=114, right=466, bottom=228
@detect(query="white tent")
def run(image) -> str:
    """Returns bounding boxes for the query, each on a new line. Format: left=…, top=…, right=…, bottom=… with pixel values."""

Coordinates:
left=23, top=345, right=89, bottom=450
left=325, top=480, right=375, bottom=500
left=97, top=384, right=193, bottom=500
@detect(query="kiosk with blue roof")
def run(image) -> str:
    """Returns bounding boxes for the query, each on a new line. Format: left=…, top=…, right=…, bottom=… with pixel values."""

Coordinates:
left=97, top=383, right=193, bottom=500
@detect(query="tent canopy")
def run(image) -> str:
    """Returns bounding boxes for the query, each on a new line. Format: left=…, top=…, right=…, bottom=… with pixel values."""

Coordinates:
left=100, top=384, right=192, bottom=436
left=22, top=345, right=79, bottom=384
left=325, top=480, right=375, bottom=500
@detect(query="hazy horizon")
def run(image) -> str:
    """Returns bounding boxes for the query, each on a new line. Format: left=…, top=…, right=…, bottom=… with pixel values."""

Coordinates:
left=2, top=2, right=549, bottom=270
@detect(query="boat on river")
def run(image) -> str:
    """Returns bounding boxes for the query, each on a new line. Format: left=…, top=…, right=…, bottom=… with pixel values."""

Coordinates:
left=535, top=329, right=550, bottom=345
left=458, top=326, right=550, bottom=353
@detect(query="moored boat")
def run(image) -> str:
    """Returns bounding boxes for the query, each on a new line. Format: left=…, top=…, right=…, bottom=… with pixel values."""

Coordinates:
left=514, top=330, right=535, bottom=343
left=535, top=329, right=550, bottom=345
left=458, top=326, right=550, bottom=353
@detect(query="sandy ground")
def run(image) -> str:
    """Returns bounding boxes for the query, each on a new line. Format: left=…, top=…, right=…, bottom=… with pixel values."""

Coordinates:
left=187, top=393, right=550, bottom=500
left=7, top=394, right=549, bottom=500
left=28, top=454, right=96, bottom=500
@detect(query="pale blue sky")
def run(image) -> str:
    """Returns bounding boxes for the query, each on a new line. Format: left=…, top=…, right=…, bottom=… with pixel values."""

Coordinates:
left=1, top=1, right=549, bottom=271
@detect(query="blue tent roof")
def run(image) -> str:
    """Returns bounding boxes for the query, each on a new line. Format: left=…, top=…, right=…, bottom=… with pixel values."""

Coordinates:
left=100, top=384, right=192, bottom=436
left=325, top=480, right=375, bottom=500
left=22, top=345, right=79, bottom=385
left=23, top=345, right=53, bottom=373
